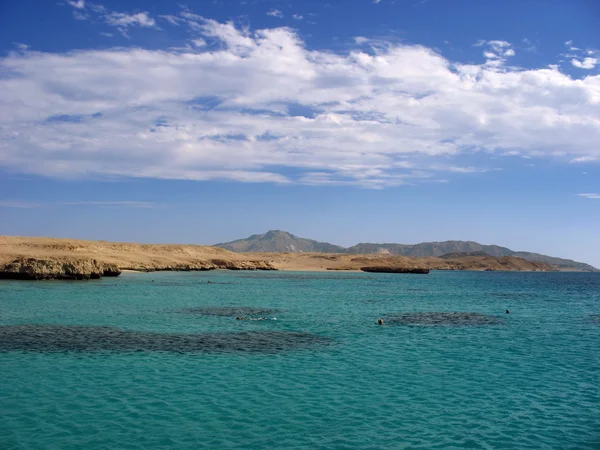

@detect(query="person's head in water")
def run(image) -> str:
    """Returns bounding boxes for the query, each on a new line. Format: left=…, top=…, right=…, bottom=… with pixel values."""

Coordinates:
left=378, top=318, right=384, bottom=325
left=506, top=309, right=510, bottom=314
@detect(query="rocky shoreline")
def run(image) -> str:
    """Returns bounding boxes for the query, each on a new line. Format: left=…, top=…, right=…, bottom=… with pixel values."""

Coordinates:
left=0, top=257, right=277, bottom=280
left=0, top=257, right=122, bottom=280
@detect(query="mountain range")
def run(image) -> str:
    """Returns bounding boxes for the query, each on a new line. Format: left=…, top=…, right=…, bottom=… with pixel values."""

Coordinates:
left=215, top=230, right=598, bottom=272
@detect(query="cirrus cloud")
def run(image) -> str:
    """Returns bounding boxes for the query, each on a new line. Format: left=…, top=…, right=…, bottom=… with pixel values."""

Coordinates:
left=1, top=14, right=600, bottom=188
left=578, top=193, right=600, bottom=200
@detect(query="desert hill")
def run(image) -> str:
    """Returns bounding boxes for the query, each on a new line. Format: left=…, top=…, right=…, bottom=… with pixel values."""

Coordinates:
left=216, top=231, right=597, bottom=272
left=0, top=236, right=553, bottom=280
left=0, top=236, right=275, bottom=279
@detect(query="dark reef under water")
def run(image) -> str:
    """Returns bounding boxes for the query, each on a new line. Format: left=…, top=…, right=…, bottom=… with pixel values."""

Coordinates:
left=179, top=306, right=279, bottom=317
left=0, top=325, right=332, bottom=353
left=383, top=312, right=505, bottom=326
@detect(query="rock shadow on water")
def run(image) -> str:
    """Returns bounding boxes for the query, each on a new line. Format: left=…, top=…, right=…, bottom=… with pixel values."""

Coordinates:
left=179, top=306, right=279, bottom=317
left=383, top=312, right=505, bottom=327
left=0, top=325, right=333, bottom=354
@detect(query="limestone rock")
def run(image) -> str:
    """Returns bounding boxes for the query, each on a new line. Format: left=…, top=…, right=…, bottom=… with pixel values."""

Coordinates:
left=0, top=257, right=121, bottom=280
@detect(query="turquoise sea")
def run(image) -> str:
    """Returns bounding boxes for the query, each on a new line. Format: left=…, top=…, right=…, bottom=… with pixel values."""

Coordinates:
left=1, top=270, right=599, bottom=449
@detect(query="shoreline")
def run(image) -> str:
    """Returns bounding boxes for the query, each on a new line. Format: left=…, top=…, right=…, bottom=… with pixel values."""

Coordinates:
left=0, top=235, right=582, bottom=280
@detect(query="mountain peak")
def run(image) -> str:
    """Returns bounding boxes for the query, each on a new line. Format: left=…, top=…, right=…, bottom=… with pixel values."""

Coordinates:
left=215, top=230, right=345, bottom=253
left=263, top=229, right=291, bottom=237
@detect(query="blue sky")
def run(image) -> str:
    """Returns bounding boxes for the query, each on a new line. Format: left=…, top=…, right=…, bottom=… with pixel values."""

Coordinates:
left=0, top=0, right=599, bottom=266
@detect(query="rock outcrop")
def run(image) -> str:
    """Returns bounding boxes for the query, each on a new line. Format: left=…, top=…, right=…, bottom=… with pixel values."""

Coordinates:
left=0, top=256, right=277, bottom=280
left=361, top=266, right=430, bottom=274
left=0, top=257, right=121, bottom=280
left=122, top=259, right=277, bottom=272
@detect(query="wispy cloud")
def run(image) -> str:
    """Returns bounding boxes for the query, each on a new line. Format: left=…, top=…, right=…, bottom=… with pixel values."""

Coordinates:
left=570, top=157, right=598, bottom=164
left=292, top=14, right=303, bottom=20
left=62, top=1, right=157, bottom=36
left=159, top=15, right=182, bottom=26
left=474, top=39, right=516, bottom=65
left=1, top=14, right=599, bottom=188
left=577, top=194, right=600, bottom=200
left=0, top=201, right=158, bottom=208
left=66, top=0, right=85, bottom=9
left=105, top=12, right=155, bottom=28
left=521, top=38, right=536, bottom=52
left=266, top=9, right=283, bottom=18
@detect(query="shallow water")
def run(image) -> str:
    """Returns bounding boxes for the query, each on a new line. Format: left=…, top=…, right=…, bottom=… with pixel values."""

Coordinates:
left=1, top=270, right=599, bottom=449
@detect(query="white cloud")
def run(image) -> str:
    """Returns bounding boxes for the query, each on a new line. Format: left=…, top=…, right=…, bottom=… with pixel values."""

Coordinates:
left=191, top=38, right=207, bottom=47
left=105, top=11, right=155, bottom=28
left=577, top=193, right=600, bottom=200
left=476, top=40, right=515, bottom=65
left=266, top=9, right=283, bottom=18
left=67, top=0, right=85, bottom=9
left=475, top=39, right=510, bottom=49
left=354, top=36, right=369, bottom=45
left=1, top=17, right=600, bottom=187
left=292, top=14, right=303, bottom=20
left=373, top=0, right=382, bottom=3
left=562, top=41, right=599, bottom=70
left=572, top=57, right=598, bottom=69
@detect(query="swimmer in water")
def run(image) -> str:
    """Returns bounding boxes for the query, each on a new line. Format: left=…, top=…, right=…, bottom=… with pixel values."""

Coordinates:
left=506, top=309, right=510, bottom=314
left=378, top=318, right=384, bottom=325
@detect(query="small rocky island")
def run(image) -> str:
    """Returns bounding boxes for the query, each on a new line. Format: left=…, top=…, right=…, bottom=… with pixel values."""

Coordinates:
left=361, top=266, right=430, bottom=274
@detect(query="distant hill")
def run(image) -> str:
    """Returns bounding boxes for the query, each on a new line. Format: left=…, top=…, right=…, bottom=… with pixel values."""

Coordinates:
left=215, top=230, right=346, bottom=253
left=346, top=241, right=511, bottom=258
left=216, top=232, right=598, bottom=272
left=346, top=241, right=598, bottom=272
left=439, top=251, right=490, bottom=259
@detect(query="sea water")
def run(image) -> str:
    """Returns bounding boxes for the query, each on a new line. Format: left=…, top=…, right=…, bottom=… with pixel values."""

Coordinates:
left=1, top=270, right=599, bottom=449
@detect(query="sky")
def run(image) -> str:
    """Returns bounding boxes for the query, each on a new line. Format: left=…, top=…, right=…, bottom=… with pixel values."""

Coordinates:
left=0, top=0, right=599, bottom=266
